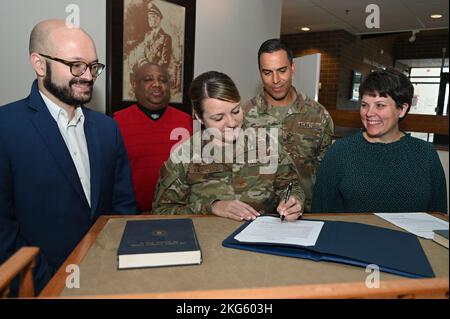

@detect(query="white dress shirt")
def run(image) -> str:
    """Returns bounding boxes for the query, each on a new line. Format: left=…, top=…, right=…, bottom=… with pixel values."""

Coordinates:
left=40, top=92, right=91, bottom=207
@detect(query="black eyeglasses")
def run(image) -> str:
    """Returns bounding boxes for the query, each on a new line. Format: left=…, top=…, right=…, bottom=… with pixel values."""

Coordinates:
left=39, top=53, right=105, bottom=78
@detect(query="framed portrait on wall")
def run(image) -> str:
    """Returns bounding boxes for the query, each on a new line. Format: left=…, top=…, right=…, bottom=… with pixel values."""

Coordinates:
left=106, top=0, right=196, bottom=115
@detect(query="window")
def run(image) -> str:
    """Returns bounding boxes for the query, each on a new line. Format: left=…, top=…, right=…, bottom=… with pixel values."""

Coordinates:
left=408, top=67, right=449, bottom=143
left=409, top=67, right=448, bottom=115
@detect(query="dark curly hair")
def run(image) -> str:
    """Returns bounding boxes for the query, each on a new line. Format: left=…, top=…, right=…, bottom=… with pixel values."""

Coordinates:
left=359, top=68, right=414, bottom=117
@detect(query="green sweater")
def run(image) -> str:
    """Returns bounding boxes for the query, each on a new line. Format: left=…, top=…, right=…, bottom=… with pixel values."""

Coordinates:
left=312, top=131, right=447, bottom=213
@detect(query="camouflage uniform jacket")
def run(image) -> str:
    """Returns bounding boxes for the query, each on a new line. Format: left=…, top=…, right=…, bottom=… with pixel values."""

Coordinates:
left=243, top=88, right=334, bottom=212
left=152, top=128, right=304, bottom=215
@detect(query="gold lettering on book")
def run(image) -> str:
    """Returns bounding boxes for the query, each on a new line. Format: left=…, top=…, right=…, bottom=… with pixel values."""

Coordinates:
left=130, top=241, right=187, bottom=247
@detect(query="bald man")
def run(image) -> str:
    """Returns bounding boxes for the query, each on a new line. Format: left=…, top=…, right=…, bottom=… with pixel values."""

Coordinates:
left=114, top=62, right=192, bottom=212
left=0, top=20, right=137, bottom=296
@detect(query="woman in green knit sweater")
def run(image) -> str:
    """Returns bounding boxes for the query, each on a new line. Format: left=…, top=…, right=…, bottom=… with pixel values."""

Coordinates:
left=312, top=68, right=447, bottom=213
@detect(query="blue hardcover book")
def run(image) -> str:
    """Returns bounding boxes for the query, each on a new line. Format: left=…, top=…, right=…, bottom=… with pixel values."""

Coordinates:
left=223, top=219, right=434, bottom=278
left=118, top=219, right=202, bottom=269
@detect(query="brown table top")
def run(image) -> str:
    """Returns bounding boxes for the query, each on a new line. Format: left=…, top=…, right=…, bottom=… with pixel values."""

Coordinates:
left=39, top=213, right=449, bottom=299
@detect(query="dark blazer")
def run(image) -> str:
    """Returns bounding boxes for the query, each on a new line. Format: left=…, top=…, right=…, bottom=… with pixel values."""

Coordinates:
left=0, top=81, right=137, bottom=295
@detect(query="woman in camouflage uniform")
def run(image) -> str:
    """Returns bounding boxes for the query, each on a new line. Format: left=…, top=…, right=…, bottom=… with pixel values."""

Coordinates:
left=152, top=71, right=304, bottom=221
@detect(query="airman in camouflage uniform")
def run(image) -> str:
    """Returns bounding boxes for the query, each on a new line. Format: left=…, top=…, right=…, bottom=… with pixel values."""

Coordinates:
left=244, top=39, right=334, bottom=212
left=152, top=128, right=305, bottom=217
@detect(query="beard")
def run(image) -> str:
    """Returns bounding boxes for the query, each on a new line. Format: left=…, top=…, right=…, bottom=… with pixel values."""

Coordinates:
left=43, top=64, right=94, bottom=106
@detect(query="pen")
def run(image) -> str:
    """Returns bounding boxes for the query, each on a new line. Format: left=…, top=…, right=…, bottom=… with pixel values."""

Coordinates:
left=281, top=182, right=293, bottom=222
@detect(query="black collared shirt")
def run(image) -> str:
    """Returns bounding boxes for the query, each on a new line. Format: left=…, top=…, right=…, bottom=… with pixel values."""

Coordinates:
left=137, top=104, right=167, bottom=121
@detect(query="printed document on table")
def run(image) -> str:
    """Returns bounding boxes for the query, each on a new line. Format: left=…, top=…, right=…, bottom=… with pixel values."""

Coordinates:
left=234, top=216, right=324, bottom=246
left=375, top=212, right=449, bottom=239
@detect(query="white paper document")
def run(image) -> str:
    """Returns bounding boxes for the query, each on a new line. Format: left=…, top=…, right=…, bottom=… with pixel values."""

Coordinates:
left=234, top=216, right=324, bottom=246
left=375, top=212, right=449, bottom=239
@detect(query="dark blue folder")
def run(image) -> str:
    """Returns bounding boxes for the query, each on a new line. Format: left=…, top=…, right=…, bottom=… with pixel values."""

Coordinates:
left=222, top=219, right=435, bottom=278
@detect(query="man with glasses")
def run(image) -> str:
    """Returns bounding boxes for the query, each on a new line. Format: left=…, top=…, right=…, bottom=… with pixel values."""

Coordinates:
left=0, top=19, right=137, bottom=296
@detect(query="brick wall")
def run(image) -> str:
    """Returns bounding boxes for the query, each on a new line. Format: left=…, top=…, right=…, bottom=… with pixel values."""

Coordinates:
left=282, top=29, right=448, bottom=111
left=282, top=31, right=344, bottom=109
left=338, top=34, right=396, bottom=110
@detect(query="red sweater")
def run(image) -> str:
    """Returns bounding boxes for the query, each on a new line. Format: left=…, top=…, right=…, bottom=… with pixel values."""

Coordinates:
left=114, top=105, right=192, bottom=212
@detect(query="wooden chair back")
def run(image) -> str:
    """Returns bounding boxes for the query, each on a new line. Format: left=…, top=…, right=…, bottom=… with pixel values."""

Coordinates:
left=0, top=247, right=40, bottom=298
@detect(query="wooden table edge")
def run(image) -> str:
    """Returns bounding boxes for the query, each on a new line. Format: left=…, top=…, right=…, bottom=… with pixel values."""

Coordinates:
left=41, top=278, right=449, bottom=299
left=39, top=213, right=449, bottom=298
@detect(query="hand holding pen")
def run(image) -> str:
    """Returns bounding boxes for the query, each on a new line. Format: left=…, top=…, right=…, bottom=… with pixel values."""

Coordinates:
left=280, top=182, right=292, bottom=222
left=276, top=182, right=303, bottom=221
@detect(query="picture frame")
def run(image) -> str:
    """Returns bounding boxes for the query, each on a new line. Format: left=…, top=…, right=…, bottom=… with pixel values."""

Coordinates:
left=106, top=0, right=196, bottom=115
